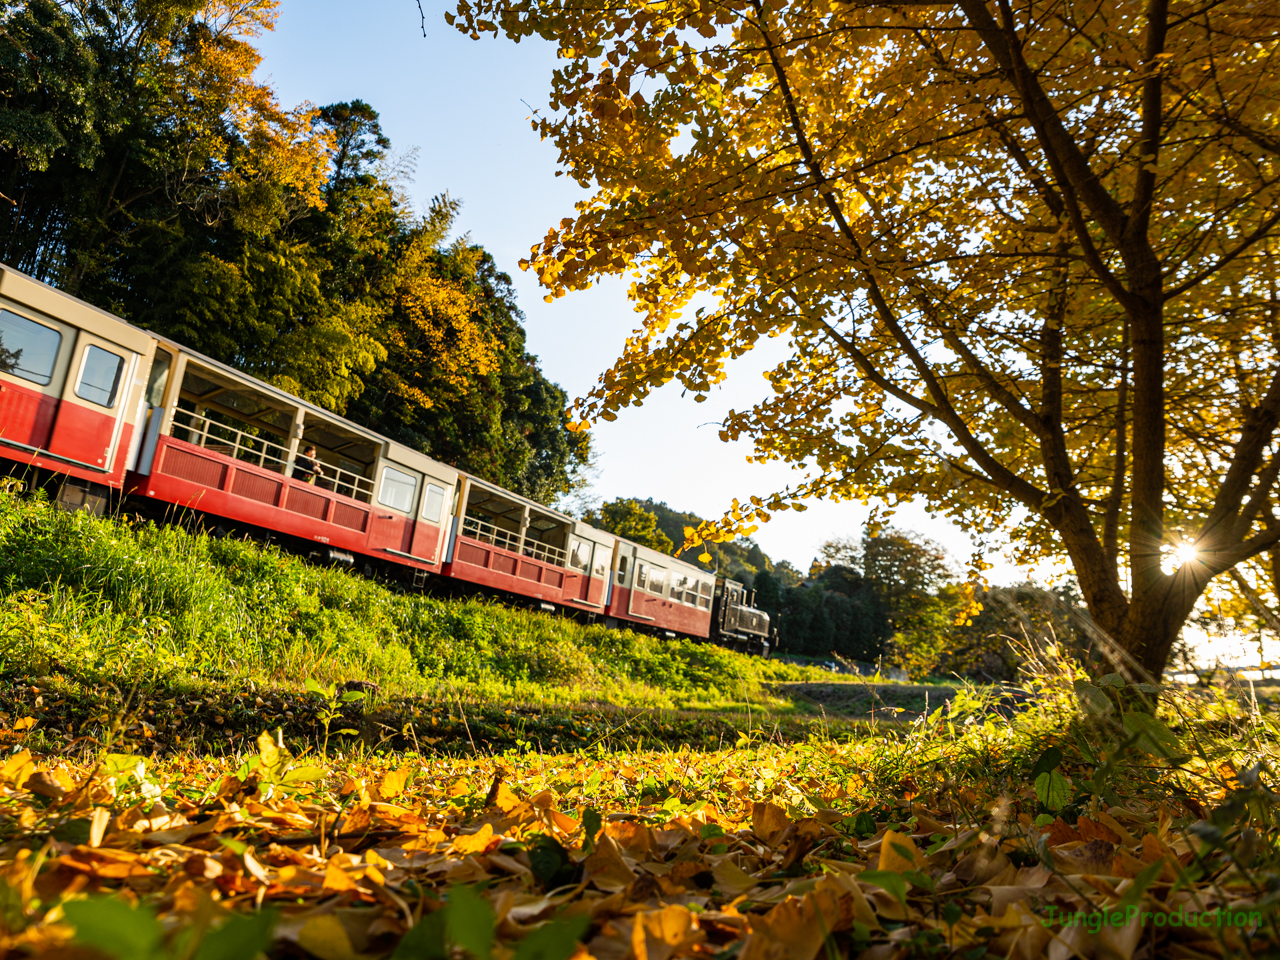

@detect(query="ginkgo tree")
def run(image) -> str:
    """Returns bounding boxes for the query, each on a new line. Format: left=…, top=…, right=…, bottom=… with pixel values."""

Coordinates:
left=451, top=0, right=1280, bottom=679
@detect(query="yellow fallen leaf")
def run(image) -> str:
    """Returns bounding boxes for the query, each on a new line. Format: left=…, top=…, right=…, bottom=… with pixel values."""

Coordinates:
left=380, top=768, right=408, bottom=799
left=583, top=833, right=636, bottom=893
left=877, top=829, right=926, bottom=873
left=816, top=869, right=881, bottom=930
left=242, top=847, right=269, bottom=885
left=748, top=886, right=846, bottom=960
left=323, top=860, right=357, bottom=892
left=294, top=914, right=363, bottom=960
left=631, top=904, right=704, bottom=960
left=1094, top=810, right=1136, bottom=846
left=607, top=820, right=652, bottom=857
left=14, top=717, right=36, bottom=731
left=752, top=801, right=791, bottom=847
left=493, top=781, right=522, bottom=812
left=0, top=749, right=33, bottom=789
left=452, top=823, right=496, bottom=855
left=712, top=858, right=758, bottom=898
left=88, top=807, right=111, bottom=848
left=550, top=808, right=580, bottom=834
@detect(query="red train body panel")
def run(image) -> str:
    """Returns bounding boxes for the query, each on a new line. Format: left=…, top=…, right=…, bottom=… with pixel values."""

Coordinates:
left=136, top=436, right=442, bottom=573
left=0, top=382, right=137, bottom=490
left=608, top=586, right=711, bottom=638
left=46, top=402, right=119, bottom=468
left=443, top=535, right=604, bottom=609
left=0, top=380, right=58, bottom=449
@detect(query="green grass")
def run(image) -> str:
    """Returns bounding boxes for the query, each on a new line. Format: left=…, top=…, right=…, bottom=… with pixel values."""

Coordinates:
left=0, top=486, right=837, bottom=719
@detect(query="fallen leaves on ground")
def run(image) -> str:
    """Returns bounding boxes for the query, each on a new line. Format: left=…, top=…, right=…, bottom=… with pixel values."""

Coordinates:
left=0, top=730, right=1274, bottom=959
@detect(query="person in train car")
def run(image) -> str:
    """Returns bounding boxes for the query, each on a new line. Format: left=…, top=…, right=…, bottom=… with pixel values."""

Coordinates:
left=293, top=445, right=325, bottom=485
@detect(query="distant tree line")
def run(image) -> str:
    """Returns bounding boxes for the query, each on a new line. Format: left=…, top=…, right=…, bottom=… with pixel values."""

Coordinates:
left=582, top=497, right=1099, bottom=677
left=0, top=0, right=587, bottom=502
left=584, top=498, right=963, bottom=668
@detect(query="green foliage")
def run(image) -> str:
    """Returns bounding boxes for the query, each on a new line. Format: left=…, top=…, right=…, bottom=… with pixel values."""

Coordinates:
left=391, top=886, right=586, bottom=960
left=857, top=871, right=907, bottom=910
left=64, top=897, right=164, bottom=960
left=304, top=677, right=365, bottom=756
left=631, top=498, right=776, bottom=581
left=582, top=498, right=673, bottom=553
left=512, top=914, right=590, bottom=960
left=1033, top=771, right=1070, bottom=811
left=63, top=896, right=276, bottom=960
left=755, top=569, right=890, bottom=662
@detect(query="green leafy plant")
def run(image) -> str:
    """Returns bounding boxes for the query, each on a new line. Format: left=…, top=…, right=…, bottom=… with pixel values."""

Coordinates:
left=63, top=896, right=276, bottom=960
left=305, top=677, right=366, bottom=757
left=235, top=731, right=327, bottom=793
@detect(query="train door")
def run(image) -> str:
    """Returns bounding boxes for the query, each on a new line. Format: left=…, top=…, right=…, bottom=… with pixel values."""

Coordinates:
left=410, top=473, right=451, bottom=562
left=368, top=459, right=421, bottom=555
left=0, top=307, right=74, bottom=450
left=614, top=543, right=635, bottom=589
left=45, top=330, right=138, bottom=471
left=564, top=536, right=594, bottom=602
left=127, top=347, right=174, bottom=474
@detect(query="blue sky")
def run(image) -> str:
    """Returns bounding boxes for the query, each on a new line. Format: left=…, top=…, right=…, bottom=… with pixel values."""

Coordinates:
left=253, top=0, right=1025, bottom=580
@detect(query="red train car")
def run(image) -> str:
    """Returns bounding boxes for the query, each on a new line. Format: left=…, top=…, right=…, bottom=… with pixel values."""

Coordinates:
left=443, top=475, right=613, bottom=614
left=127, top=334, right=460, bottom=577
left=0, top=266, right=157, bottom=511
left=605, top=538, right=715, bottom=638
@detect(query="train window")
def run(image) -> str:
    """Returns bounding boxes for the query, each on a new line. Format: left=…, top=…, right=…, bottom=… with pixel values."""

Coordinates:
left=0, top=310, right=62, bottom=386
left=635, top=561, right=648, bottom=590
left=648, top=567, right=667, bottom=596
left=671, top=574, right=688, bottom=604
left=378, top=465, right=418, bottom=513
left=145, top=350, right=172, bottom=405
left=593, top=549, right=608, bottom=579
left=422, top=483, right=446, bottom=523
left=616, top=555, right=628, bottom=584
left=75, top=345, right=124, bottom=407
left=698, top=580, right=713, bottom=608
left=569, top=538, right=592, bottom=572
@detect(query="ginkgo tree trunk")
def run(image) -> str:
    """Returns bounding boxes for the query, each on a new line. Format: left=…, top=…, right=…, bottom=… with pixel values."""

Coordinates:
left=451, top=0, right=1280, bottom=680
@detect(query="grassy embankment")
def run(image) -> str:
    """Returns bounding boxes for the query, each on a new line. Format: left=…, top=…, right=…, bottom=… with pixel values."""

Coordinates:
left=0, top=487, right=950, bottom=755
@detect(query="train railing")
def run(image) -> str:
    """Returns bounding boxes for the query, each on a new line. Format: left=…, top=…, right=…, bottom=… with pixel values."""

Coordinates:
left=169, top=409, right=373, bottom=503
left=461, top=514, right=568, bottom=566
left=325, top=465, right=374, bottom=503
left=171, top=409, right=289, bottom=473
left=523, top=536, right=568, bottom=566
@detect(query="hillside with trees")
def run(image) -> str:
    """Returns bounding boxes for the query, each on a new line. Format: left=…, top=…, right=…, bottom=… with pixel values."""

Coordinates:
left=0, top=1, right=587, bottom=503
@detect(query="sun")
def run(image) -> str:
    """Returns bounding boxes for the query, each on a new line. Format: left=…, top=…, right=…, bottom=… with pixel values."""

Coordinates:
left=1172, top=542, right=1200, bottom=566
